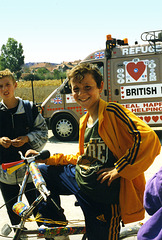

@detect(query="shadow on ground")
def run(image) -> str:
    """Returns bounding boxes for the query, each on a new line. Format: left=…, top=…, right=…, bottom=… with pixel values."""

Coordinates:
left=48, top=135, right=78, bottom=144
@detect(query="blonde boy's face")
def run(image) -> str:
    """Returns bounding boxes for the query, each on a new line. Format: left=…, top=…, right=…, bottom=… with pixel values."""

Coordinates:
left=71, top=73, right=103, bottom=113
left=0, top=76, right=17, bottom=101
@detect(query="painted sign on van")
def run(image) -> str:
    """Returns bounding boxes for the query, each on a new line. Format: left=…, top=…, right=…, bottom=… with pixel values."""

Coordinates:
left=121, top=84, right=162, bottom=99
left=117, top=58, right=157, bottom=84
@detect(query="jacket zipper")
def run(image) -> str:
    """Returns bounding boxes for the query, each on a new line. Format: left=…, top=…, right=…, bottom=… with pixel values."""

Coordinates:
left=11, top=113, right=18, bottom=183
left=11, top=114, right=15, bottom=129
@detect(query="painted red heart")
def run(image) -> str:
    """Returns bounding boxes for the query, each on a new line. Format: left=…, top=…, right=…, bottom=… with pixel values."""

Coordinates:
left=126, top=61, right=146, bottom=81
left=138, top=116, right=143, bottom=120
left=160, top=116, right=162, bottom=120
left=144, top=116, right=151, bottom=123
left=152, top=116, right=159, bottom=122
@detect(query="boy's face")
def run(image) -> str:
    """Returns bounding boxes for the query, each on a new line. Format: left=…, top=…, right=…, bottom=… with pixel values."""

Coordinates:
left=71, top=73, right=103, bottom=112
left=0, top=76, right=17, bottom=101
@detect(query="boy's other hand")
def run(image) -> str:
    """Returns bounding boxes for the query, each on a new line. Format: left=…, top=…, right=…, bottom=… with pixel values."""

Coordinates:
left=0, top=137, right=12, bottom=148
left=97, top=167, right=120, bottom=186
left=11, top=136, right=29, bottom=147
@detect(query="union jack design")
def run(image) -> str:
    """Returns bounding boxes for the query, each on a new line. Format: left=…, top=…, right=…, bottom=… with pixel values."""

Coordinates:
left=95, top=51, right=104, bottom=59
left=84, top=108, right=87, bottom=114
left=51, top=97, right=62, bottom=104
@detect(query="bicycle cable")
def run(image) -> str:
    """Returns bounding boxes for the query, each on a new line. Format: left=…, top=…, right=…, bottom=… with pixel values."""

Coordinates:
left=0, top=187, right=36, bottom=210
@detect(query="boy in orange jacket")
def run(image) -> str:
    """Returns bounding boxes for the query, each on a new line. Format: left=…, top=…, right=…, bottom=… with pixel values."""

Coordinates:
left=27, top=63, right=161, bottom=240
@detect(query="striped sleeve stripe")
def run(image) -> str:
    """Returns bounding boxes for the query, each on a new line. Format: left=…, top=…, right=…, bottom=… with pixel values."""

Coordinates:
left=114, top=157, right=128, bottom=170
left=106, top=103, right=137, bottom=133
left=108, top=204, right=121, bottom=240
left=106, top=103, right=141, bottom=169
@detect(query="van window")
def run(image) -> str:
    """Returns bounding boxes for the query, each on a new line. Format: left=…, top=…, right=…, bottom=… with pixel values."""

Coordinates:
left=60, top=80, right=72, bottom=94
left=92, top=62, right=104, bottom=79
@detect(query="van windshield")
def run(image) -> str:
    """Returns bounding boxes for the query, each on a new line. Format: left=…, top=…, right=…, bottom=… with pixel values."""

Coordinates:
left=92, top=62, right=104, bottom=79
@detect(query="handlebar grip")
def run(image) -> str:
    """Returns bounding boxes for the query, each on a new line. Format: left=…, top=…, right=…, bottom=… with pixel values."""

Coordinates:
left=7, top=163, right=25, bottom=174
left=2, top=160, right=24, bottom=170
left=2, top=150, right=50, bottom=173
left=35, top=150, right=50, bottom=161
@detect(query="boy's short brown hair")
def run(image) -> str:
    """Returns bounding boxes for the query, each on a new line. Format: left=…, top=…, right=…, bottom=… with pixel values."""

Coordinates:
left=0, top=69, right=16, bottom=83
left=67, top=63, right=103, bottom=88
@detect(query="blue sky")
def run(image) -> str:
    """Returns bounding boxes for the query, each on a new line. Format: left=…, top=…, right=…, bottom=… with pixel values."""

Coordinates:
left=1, top=0, right=162, bottom=63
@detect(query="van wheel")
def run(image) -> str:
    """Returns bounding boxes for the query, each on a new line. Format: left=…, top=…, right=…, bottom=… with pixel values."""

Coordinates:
left=51, top=114, right=79, bottom=141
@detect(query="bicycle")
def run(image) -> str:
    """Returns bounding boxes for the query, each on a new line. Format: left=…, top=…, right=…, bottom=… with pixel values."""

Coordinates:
left=0, top=150, right=142, bottom=239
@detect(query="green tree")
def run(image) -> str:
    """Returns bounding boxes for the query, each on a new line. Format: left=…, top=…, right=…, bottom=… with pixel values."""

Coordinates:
left=45, top=72, right=54, bottom=80
left=53, top=69, right=66, bottom=80
left=23, top=74, right=35, bottom=81
left=23, top=66, right=31, bottom=73
left=36, top=67, right=49, bottom=75
left=0, top=38, right=24, bottom=79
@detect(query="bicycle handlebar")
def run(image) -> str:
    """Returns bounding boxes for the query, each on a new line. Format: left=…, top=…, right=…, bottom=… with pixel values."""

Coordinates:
left=2, top=150, right=50, bottom=172
left=2, top=160, right=24, bottom=170
left=19, top=149, right=50, bottom=164
left=30, top=150, right=50, bottom=161
left=2, top=150, right=51, bottom=200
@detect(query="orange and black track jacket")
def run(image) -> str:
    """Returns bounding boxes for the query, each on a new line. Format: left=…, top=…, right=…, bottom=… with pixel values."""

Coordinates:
left=46, top=99, right=161, bottom=224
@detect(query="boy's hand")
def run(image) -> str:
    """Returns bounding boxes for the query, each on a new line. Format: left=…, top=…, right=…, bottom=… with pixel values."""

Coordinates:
left=0, top=137, right=12, bottom=148
left=25, top=149, right=38, bottom=157
left=11, top=136, right=29, bottom=147
left=25, top=149, right=46, bottom=163
left=97, top=167, right=120, bottom=186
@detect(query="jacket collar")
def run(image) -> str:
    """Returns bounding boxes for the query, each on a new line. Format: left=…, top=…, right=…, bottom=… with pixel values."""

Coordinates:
left=79, top=99, right=108, bottom=154
left=79, top=98, right=108, bottom=127
left=0, top=97, right=25, bottom=114
left=98, top=98, right=108, bottom=124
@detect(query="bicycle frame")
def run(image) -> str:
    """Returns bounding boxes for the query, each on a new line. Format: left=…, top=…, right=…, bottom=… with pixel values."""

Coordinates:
left=1, top=151, right=87, bottom=240
left=1, top=151, right=141, bottom=240
left=14, top=225, right=86, bottom=239
left=12, top=163, right=51, bottom=239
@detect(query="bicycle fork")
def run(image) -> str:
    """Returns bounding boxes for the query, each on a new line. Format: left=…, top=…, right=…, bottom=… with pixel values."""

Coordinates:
left=13, top=194, right=45, bottom=240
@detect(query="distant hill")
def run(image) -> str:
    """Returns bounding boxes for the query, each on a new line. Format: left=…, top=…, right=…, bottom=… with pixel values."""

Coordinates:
left=23, top=60, right=81, bottom=73
left=24, top=62, right=58, bottom=67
